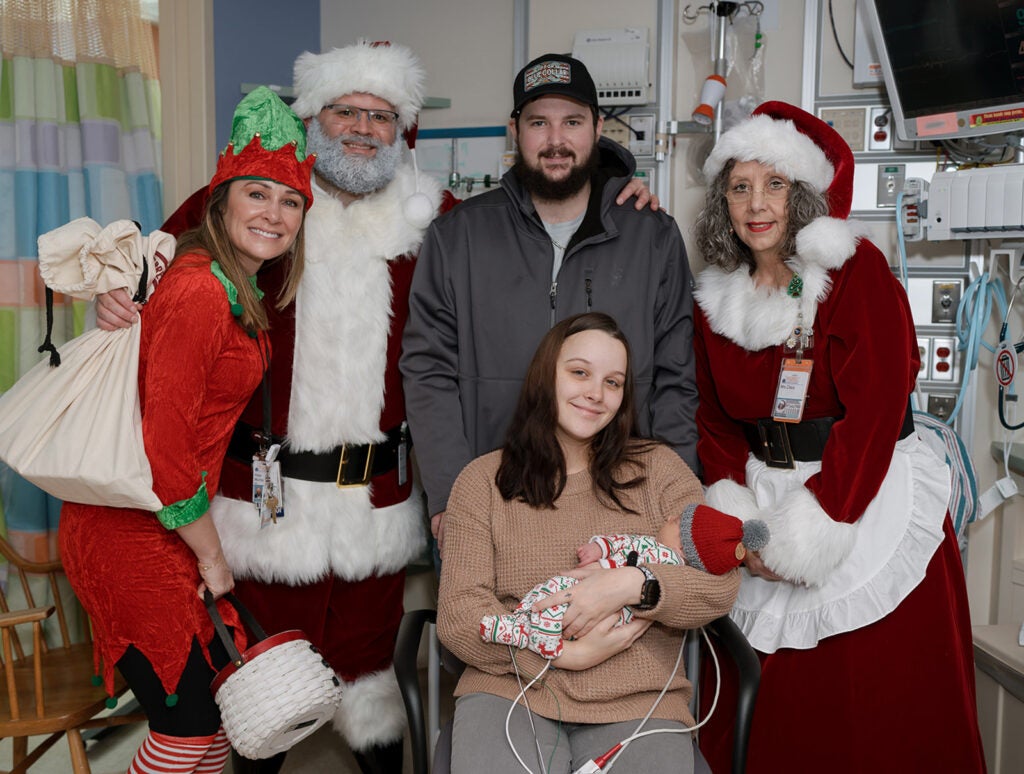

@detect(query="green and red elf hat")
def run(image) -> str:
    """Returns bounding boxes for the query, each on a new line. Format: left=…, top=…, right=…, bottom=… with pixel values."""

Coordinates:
left=208, top=86, right=316, bottom=209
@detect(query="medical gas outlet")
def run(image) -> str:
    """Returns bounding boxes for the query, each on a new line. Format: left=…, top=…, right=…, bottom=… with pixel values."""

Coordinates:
left=932, top=281, right=960, bottom=324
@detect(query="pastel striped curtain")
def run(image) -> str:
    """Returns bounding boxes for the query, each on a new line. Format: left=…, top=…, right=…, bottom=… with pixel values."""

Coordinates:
left=0, top=0, right=162, bottom=563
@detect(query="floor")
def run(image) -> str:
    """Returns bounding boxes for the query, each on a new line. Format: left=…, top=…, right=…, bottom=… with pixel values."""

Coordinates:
left=0, top=666, right=458, bottom=773
left=0, top=718, right=356, bottom=773
left=1, top=718, right=385, bottom=773
left=0, top=570, right=453, bottom=773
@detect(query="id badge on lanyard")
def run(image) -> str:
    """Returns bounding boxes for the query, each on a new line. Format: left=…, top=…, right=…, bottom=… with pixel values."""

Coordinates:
left=772, top=358, right=813, bottom=423
left=252, top=443, right=284, bottom=527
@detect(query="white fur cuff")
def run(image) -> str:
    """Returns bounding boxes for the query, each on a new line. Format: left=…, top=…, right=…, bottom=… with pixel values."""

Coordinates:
left=705, top=478, right=759, bottom=521
left=333, top=668, right=407, bottom=750
left=794, top=217, right=864, bottom=271
left=760, top=485, right=855, bottom=587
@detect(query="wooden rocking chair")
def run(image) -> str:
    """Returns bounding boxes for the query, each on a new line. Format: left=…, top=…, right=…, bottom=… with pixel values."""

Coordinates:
left=0, top=536, right=144, bottom=773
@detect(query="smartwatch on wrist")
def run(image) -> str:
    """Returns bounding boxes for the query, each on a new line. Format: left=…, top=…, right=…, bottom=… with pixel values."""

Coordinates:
left=635, top=565, right=661, bottom=610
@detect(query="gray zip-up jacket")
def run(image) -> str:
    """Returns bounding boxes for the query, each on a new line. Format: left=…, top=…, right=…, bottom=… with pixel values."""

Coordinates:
left=401, top=137, right=698, bottom=516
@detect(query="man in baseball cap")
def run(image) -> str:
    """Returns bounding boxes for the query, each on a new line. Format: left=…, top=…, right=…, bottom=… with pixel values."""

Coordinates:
left=402, top=53, right=699, bottom=566
left=511, top=53, right=599, bottom=118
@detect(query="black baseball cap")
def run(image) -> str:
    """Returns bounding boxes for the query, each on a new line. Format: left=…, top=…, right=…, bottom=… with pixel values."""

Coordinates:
left=511, top=54, right=598, bottom=117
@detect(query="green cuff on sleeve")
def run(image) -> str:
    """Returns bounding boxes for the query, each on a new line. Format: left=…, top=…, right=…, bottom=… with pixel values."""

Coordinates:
left=156, top=472, right=210, bottom=529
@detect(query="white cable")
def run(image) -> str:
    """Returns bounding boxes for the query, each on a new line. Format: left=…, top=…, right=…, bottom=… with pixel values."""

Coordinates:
left=506, top=649, right=552, bottom=774
left=895, top=190, right=909, bottom=291
left=894, top=189, right=927, bottom=413
left=602, top=626, right=722, bottom=772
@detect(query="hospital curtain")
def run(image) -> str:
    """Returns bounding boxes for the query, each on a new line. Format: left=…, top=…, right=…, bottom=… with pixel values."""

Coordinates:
left=0, top=0, right=162, bottom=564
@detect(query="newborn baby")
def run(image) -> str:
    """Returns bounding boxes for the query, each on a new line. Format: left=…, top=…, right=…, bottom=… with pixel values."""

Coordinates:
left=480, top=504, right=769, bottom=658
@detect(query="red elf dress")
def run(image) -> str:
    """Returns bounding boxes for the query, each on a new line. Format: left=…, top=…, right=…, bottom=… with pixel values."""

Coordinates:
left=60, top=254, right=261, bottom=700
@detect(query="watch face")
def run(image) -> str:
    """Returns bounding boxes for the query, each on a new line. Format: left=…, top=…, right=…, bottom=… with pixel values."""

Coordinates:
left=640, top=578, right=660, bottom=609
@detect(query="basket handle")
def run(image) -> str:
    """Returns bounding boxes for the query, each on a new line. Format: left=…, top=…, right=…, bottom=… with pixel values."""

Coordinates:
left=204, top=591, right=269, bottom=665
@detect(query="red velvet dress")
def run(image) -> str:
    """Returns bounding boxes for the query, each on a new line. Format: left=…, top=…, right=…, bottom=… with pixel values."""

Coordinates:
left=693, top=231, right=985, bottom=772
left=60, top=254, right=262, bottom=698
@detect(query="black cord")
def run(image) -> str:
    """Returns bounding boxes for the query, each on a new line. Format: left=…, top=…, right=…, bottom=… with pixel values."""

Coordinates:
left=828, top=0, right=854, bottom=70
left=37, top=286, right=61, bottom=367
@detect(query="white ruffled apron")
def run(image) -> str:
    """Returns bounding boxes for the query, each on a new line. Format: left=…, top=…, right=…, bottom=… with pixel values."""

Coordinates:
left=731, top=433, right=950, bottom=653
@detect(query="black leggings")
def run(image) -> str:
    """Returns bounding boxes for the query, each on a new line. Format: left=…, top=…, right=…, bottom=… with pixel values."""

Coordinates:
left=116, top=634, right=231, bottom=737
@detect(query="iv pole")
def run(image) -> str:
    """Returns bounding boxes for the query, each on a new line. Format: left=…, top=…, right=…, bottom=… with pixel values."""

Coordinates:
left=686, top=1, right=763, bottom=142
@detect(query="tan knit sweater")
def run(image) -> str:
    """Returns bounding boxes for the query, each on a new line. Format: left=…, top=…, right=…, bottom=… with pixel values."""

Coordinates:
left=437, top=444, right=740, bottom=726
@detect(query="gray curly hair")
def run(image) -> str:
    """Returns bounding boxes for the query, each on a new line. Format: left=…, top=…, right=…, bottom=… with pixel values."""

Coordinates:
left=694, top=158, right=829, bottom=274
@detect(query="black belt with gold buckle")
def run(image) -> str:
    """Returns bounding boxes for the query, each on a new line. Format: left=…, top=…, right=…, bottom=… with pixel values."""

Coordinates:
left=744, top=403, right=914, bottom=470
left=227, top=422, right=408, bottom=487
left=744, top=417, right=836, bottom=469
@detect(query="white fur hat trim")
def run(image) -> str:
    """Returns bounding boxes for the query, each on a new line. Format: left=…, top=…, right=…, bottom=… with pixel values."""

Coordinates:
left=703, top=113, right=833, bottom=191
left=291, top=39, right=425, bottom=130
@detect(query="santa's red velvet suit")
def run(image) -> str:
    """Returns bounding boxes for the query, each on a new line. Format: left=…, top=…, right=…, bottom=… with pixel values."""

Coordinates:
left=162, top=160, right=457, bottom=752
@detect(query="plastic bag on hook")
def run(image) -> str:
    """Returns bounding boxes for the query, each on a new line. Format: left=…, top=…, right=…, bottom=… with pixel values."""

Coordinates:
left=719, top=12, right=765, bottom=132
left=683, top=10, right=766, bottom=183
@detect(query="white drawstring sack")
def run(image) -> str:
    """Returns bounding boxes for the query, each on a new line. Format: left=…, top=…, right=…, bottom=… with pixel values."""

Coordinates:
left=0, top=218, right=175, bottom=509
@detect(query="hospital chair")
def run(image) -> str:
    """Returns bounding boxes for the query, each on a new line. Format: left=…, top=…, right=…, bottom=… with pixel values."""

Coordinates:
left=395, top=609, right=760, bottom=774
left=0, top=535, right=145, bottom=773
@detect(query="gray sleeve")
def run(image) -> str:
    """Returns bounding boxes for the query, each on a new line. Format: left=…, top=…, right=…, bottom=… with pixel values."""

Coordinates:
left=400, top=223, right=475, bottom=515
left=648, top=223, right=700, bottom=474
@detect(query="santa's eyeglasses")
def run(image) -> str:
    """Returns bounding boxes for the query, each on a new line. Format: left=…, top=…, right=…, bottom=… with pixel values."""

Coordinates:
left=321, top=104, right=399, bottom=126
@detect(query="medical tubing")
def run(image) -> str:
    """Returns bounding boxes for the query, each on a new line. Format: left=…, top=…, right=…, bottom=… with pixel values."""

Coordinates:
left=949, top=271, right=1007, bottom=425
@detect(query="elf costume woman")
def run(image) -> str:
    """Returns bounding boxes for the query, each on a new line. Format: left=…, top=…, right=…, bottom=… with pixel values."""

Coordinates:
left=59, top=87, right=314, bottom=774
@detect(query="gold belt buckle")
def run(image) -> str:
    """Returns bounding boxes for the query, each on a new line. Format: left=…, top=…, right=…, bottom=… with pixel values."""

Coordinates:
left=758, top=421, right=796, bottom=470
left=336, top=444, right=374, bottom=488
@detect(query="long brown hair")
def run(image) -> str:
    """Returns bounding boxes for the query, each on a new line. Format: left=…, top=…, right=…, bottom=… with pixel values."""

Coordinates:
left=496, top=312, right=653, bottom=511
left=173, top=181, right=306, bottom=332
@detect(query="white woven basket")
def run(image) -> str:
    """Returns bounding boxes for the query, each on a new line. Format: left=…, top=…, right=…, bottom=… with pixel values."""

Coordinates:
left=207, top=594, right=344, bottom=760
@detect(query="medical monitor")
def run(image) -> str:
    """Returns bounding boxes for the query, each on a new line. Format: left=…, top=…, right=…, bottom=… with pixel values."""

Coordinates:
left=863, top=1, right=1024, bottom=142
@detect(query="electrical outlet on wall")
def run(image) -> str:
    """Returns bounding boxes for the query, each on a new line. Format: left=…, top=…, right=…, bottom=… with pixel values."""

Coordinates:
left=600, top=119, right=630, bottom=149
left=917, top=337, right=930, bottom=376
left=930, top=336, right=956, bottom=381
left=628, top=113, right=655, bottom=157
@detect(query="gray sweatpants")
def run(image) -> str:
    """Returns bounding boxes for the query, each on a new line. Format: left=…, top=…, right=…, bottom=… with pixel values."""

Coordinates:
left=450, top=692, right=695, bottom=774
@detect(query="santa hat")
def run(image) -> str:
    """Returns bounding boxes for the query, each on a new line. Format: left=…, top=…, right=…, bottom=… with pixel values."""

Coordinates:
left=291, top=39, right=425, bottom=131
left=702, top=100, right=855, bottom=220
left=679, top=504, right=770, bottom=575
left=208, top=86, right=315, bottom=209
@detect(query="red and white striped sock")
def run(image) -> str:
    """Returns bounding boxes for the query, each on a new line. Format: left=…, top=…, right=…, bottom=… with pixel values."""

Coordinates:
left=195, top=728, right=231, bottom=773
left=127, top=730, right=216, bottom=773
